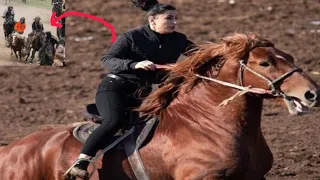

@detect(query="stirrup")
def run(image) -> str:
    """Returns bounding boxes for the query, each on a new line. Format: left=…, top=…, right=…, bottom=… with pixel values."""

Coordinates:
left=63, top=158, right=96, bottom=180
left=66, top=167, right=89, bottom=180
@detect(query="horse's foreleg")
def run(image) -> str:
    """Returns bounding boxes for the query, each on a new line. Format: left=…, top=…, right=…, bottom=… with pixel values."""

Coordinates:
left=3, top=29, right=7, bottom=41
left=25, top=53, right=30, bottom=62
left=30, top=49, right=35, bottom=62
left=14, top=51, right=18, bottom=59
left=19, top=51, right=22, bottom=60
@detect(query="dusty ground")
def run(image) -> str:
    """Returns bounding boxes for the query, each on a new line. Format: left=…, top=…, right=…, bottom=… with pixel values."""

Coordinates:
left=0, top=0, right=56, bottom=65
left=0, top=0, right=320, bottom=179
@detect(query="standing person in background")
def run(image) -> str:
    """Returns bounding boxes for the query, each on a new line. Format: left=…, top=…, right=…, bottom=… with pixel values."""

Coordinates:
left=38, top=31, right=58, bottom=65
left=53, top=37, right=65, bottom=66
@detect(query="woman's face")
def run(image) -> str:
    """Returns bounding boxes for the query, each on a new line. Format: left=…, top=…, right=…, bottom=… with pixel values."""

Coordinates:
left=150, top=10, right=178, bottom=34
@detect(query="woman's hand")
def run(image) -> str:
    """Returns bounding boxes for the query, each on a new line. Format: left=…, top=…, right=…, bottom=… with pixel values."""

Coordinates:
left=134, top=60, right=156, bottom=71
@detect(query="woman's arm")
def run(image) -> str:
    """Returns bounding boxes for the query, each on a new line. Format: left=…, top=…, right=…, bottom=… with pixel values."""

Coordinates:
left=182, top=39, right=198, bottom=57
left=101, top=34, right=138, bottom=73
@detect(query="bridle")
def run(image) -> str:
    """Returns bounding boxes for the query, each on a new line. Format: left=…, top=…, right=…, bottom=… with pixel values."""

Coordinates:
left=195, top=44, right=302, bottom=102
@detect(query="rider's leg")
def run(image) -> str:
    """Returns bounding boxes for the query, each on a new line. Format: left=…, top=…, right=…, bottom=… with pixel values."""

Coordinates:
left=68, top=77, right=138, bottom=178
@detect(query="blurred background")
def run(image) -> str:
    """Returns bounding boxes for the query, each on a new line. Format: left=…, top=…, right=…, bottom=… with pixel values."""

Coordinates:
left=0, top=0, right=319, bottom=179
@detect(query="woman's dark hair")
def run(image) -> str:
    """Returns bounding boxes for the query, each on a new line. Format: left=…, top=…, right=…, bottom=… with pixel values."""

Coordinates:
left=130, top=0, right=176, bottom=16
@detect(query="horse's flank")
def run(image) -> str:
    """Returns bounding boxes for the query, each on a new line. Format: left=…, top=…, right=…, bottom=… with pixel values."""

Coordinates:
left=0, top=124, right=88, bottom=180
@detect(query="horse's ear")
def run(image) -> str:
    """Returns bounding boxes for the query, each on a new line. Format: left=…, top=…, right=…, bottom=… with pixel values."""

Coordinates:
left=221, top=37, right=233, bottom=46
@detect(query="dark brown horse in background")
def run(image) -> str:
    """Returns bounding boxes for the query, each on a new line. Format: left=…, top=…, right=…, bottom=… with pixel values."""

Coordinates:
left=0, top=33, right=319, bottom=180
left=26, top=33, right=43, bottom=63
left=3, top=15, right=15, bottom=41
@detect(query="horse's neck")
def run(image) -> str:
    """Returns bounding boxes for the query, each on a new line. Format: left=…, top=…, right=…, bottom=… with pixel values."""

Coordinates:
left=161, top=64, right=264, bottom=137
left=33, top=36, right=41, bottom=46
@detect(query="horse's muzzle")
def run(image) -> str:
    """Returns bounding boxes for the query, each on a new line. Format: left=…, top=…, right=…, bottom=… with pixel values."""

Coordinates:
left=306, top=89, right=320, bottom=107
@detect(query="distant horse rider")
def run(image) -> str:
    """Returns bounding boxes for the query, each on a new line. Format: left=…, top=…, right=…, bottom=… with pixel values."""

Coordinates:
left=2, top=6, right=15, bottom=41
left=2, top=5, right=15, bottom=23
left=52, top=0, right=63, bottom=17
left=29, top=16, right=45, bottom=43
left=14, top=17, right=26, bottom=35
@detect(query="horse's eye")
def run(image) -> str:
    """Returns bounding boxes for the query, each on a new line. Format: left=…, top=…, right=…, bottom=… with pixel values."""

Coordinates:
left=259, top=61, right=270, bottom=67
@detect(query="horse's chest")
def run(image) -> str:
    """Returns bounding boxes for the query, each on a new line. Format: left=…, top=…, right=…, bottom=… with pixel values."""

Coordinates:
left=230, top=136, right=273, bottom=179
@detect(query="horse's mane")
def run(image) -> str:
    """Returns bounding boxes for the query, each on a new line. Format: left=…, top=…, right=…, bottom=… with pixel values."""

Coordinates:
left=136, top=33, right=273, bottom=117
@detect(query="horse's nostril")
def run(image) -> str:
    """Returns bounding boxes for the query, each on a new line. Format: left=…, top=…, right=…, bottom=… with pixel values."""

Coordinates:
left=304, top=90, right=317, bottom=102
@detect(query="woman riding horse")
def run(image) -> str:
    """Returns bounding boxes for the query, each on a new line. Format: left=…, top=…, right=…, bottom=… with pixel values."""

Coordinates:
left=66, top=0, right=195, bottom=178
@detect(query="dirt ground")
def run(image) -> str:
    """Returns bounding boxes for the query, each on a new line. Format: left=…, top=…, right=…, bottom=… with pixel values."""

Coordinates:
left=0, top=0, right=56, bottom=65
left=0, top=0, right=320, bottom=179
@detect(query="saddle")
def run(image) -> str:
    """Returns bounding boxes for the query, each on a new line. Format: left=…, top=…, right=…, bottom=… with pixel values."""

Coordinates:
left=75, top=103, right=158, bottom=148
left=72, top=103, right=159, bottom=179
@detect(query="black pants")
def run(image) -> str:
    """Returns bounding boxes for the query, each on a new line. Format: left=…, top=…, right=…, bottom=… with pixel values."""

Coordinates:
left=81, top=75, right=149, bottom=156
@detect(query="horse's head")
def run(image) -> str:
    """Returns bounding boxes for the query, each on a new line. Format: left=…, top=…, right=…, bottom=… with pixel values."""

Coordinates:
left=21, top=37, right=31, bottom=54
left=12, top=35, right=25, bottom=47
left=219, top=33, right=319, bottom=115
left=11, top=35, right=17, bottom=46
left=137, top=33, right=319, bottom=117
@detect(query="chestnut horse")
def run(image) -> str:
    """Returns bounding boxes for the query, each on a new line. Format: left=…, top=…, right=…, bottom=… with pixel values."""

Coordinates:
left=8, top=34, right=25, bottom=60
left=0, top=33, right=319, bottom=180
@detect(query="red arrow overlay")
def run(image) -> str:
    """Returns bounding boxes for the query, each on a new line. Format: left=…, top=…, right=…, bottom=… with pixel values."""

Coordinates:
left=50, top=11, right=117, bottom=43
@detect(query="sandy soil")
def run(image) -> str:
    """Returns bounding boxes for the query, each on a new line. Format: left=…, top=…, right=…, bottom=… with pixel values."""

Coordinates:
left=0, top=0, right=56, bottom=65
left=0, top=0, right=320, bottom=179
